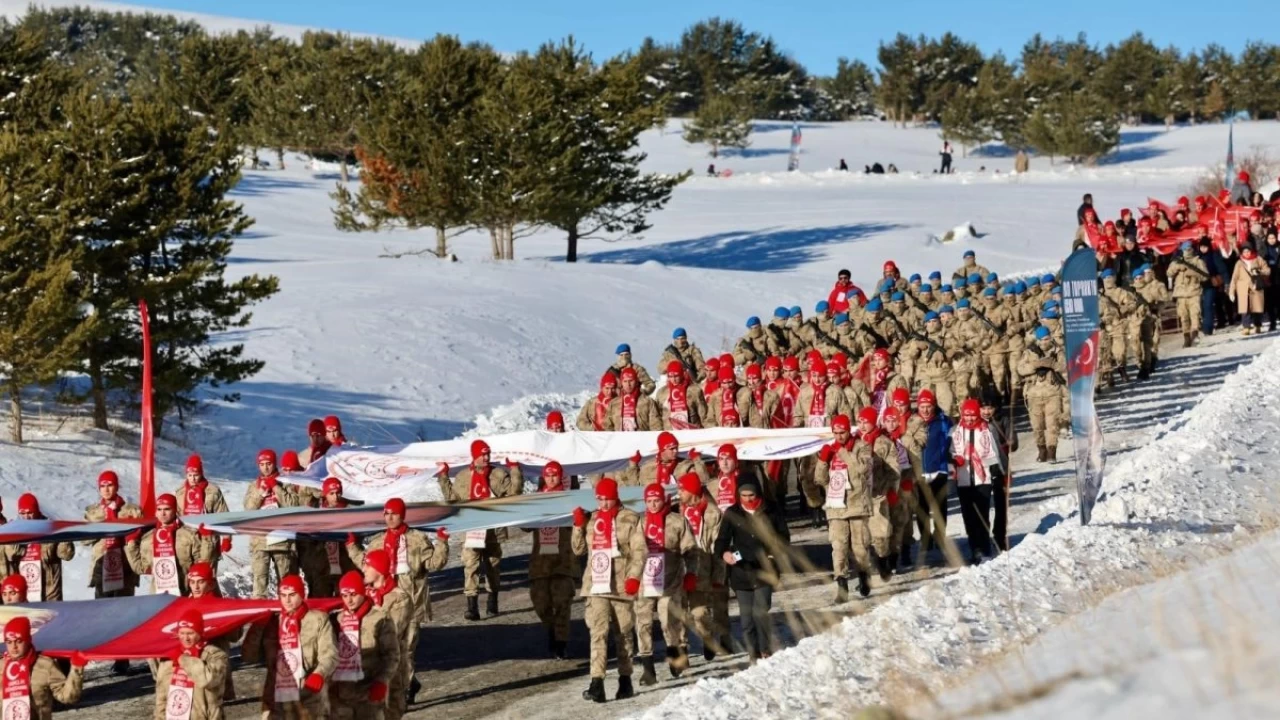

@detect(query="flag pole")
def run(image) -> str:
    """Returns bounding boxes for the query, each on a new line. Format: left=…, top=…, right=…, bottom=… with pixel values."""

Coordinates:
left=139, top=300, right=156, bottom=518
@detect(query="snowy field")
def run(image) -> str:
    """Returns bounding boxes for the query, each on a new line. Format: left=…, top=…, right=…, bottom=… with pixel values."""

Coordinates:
left=1, top=95, right=1278, bottom=718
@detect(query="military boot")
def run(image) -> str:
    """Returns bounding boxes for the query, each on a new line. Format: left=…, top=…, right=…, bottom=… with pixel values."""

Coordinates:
left=464, top=595, right=480, bottom=621
left=834, top=576, right=849, bottom=603
left=583, top=678, right=606, bottom=703
left=857, top=572, right=872, bottom=598
left=639, top=656, right=658, bottom=686
left=616, top=675, right=636, bottom=700
left=486, top=591, right=499, bottom=617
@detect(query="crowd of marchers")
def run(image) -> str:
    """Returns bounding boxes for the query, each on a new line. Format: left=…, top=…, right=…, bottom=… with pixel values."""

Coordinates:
left=0, top=210, right=1232, bottom=714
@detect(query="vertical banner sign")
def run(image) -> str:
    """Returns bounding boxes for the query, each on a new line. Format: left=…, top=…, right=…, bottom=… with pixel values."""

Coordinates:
left=1060, top=250, right=1106, bottom=525
left=787, top=121, right=802, bottom=172
left=1223, top=121, right=1234, bottom=192
left=139, top=300, right=156, bottom=518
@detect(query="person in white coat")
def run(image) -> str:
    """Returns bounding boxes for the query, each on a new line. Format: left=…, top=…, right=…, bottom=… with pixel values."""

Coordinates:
left=949, top=398, right=1005, bottom=565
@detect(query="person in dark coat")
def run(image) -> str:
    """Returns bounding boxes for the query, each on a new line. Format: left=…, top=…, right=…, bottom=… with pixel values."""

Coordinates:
left=1076, top=193, right=1094, bottom=226
left=1196, top=237, right=1227, bottom=335
left=1112, top=236, right=1152, bottom=288
left=1263, top=230, right=1280, bottom=332
left=979, top=390, right=1016, bottom=553
left=712, top=478, right=789, bottom=662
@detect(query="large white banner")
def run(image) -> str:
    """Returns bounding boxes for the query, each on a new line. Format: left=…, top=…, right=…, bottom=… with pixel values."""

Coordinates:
left=297, top=427, right=832, bottom=503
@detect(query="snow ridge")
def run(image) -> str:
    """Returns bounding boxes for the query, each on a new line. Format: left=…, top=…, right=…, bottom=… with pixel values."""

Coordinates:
left=633, top=336, right=1280, bottom=720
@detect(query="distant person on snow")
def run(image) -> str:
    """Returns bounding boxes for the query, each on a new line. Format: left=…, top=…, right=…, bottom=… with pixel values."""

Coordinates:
left=839, top=158, right=848, bottom=171
left=939, top=141, right=953, bottom=174
left=871, top=162, right=885, bottom=174
left=707, top=164, right=716, bottom=177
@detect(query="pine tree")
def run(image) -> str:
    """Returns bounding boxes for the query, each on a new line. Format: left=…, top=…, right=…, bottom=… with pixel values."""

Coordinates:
left=1236, top=41, right=1280, bottom=120
left=683, top=91, right=752, bottom=157
left=245, top=33, right=305, bottom=169
left=0, top=124, right=97, bottom=444
left=1200, top=44, right=1237, bottom=118
left=1093, top=32, right=1163, bottom=122
left=290, top=32, right=401, bottom=182
left=52, top=90, right=279, bottom=434
left=939, top=87, right=991, bottom=150
left=524, top=40, right=690, bottom=262
left=332, top=35, right=499, bottom=258
left=468, top=56, right=547, bottom=260
left=822, top=58, right=877, bottom=119
left=876, top=33, right=923, bottom=125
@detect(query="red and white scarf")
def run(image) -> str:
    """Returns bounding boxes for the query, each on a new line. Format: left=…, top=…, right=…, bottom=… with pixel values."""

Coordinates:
left=100, top=495, right=125, bottom=548
left=2, top=651, right=36, bottom=720
left=683, top=500, right=707, bottom=548
left=152, top=522, right=181, bottom=595
left=182, top=480, right=207, bottom=515
left=715, top=471, right=738, bottom=510
left=621, top=393, right=638, bottom=431
left=469, top=466, right=492, bottom=501
left=655, top=460, right=677, bottom=487
left=333, top=601, right=370, bottom=682
left=593, top=395, right=609, bottom=431
left=382, top=523, right=409, bottom=577
left=273, top=607, right=306, bottom=702
left=666, top=384, right=691, bottom=430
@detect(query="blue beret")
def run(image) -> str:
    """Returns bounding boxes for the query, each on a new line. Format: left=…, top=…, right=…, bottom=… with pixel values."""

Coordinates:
left=1131, top=268, right=1145, bottom=279
left=1034, top=326, right=1051, bottom=340
left=1042, top=309, right=1060, bottom=319
left=1014, top=281, right=1027, bottom=293
left=920, top=283, right=933, bottom=293
left=1100, top=269, right=1114, bottom=279
left=615, top=343, right=631, bottom=354
left=891, top=291, right=905, bottom=301
left=834, top=312, right=849, bottom=324
left=924, top=311, right=939, bottom=322
left=773, top=307, right=790, bottom=319
left=1028, top=276, right=1041, bottom=287
left=1041, top=273, right=1055, bottom=284
left=986, top=273, right=998, bottom=282
left=929, top=271, right=942, bottom=280
left=939, top=304, right=954, bottom=314
left=789, top=305, right=802, bottom=316
left=866, top=298, right=883, bottom=311
left=954, top=277, right=968, bottom=288
left=1043, top=299, right=1059, bottom=309
left=746, top=316, right=761, bottom=328
left=672, top=328, right=686, bottom=339
left=940, top=284, right=953, bottom=293
left=909, top=273, right=921, bottom=283
left=956, top=298, right=971, bottom=309
left=816, top=300, right=829, bottom=312
left=967, top=273, right=982, bottom=283
left=1181, top=242, right=1192, bottom=251
left=983, top=287, right=997, bottom=297
left=963, top=250, right=976, bottom=257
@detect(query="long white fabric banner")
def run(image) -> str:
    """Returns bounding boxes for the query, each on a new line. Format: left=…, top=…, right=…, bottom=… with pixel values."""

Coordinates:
left=298, top=427, right=832, bottom=503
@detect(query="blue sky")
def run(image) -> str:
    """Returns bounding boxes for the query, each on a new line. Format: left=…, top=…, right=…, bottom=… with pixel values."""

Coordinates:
left=133, top=0, right=1273, bottom=74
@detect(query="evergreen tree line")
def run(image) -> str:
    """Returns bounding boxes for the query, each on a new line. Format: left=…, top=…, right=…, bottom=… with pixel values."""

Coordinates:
left=0, top=19, right=279, bottom=443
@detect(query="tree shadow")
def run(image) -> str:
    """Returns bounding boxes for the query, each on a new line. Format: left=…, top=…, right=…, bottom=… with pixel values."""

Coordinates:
left=570, top=222, right=911, bottom=271
left=719, top=147, right=794, bottom=159
left=230, top=173, right=315, bottom=197
left=751, top=121, right=826, bottom=134
left=184, top=380, right=471, bottom=480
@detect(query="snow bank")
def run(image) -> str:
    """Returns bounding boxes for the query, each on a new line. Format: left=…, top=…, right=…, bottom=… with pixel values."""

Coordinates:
left=632, top=336, right=1280, bottom=720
